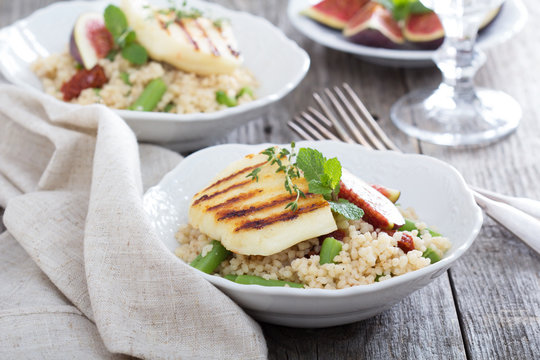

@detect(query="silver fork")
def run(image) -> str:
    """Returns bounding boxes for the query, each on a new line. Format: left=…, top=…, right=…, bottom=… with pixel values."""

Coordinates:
left=288, top=83, right=540, bottom=254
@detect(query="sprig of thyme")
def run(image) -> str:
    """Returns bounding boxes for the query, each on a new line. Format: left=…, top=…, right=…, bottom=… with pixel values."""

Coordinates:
left=246, top=142, right=306, bottom=211
left=246, top=143, right=364, bottom=220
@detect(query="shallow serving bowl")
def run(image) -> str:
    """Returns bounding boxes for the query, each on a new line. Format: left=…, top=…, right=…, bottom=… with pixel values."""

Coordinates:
left=0, top=0, right=309, bottom=151
left=143, top=141, right=483, bottom=328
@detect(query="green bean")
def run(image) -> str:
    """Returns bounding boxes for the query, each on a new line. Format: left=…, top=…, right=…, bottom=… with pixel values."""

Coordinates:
left=400, top=219, right=441, bottom=237
left=163, top=102, right=174, bottom=112
left=319, top=237, right=342, bottom=265
left=189, top=254, right=203, bottom=268
left=224, top=274, right=238, bottom=282
left=190, top=240, right=230, bottom=274
left=129, top=78, right=166, bottom=111
left=422, top=247, right=441, bottom=263
left=236, top=86, right=253, bottom=99
left=216, top=90, right=237, bottom=107
left=234, top=275, right=304, bottom=288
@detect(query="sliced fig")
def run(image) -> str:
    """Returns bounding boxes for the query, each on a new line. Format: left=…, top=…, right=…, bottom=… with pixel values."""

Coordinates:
left=343, top=3, right=404, bottom=49
left=70, top=13, right=114, bottom=69
left=479, top=5, right=502, bottom=31
left=302, top=0, right=369, bottom=30
left=339, top=169, right=405, bottom=230
left=371, top=184, right=401, bottom=203
left=403, top=11, right=444, bottom=50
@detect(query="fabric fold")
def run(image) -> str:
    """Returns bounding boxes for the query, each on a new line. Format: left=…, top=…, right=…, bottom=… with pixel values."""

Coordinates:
left=0, top=85, right=267, bottom=359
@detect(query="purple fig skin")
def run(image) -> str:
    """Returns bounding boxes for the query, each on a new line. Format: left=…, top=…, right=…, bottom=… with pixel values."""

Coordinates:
left=347, top=28, right=403, bottom=50
left=69, top=30, right=84, bottom=66
left=411, top=37, right=444, bottom=50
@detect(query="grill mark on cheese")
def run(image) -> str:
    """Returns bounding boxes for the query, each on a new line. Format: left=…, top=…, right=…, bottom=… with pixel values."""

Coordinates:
left=233, top=200, right=329, bottom=232
left=205, top=189, right=263, bottom=212
left=216, top=193, right=320, bottom=221
left=176, top=19, right=199, bottom=50
left=194, top=19, right=220, bottom=57
left=193, top=180, right=252, bottom=206
left=200, top=161, right=267, bottom=193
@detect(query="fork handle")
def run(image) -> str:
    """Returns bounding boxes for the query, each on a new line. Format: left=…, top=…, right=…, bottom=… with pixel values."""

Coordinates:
left=473, top=191, right=540, bottom=254
left=471, top=186, right=540, bottom=219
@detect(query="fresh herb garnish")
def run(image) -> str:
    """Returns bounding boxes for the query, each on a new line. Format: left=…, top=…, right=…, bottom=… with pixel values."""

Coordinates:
left=104, top=5, right=148, bottom=65
left=247, top=143, right=364, bottom=220
left=120, top=71, right=131, bottom=86
left=375, top=0, right=430, bottom=21
left=247, top=142, right=306, bottom=211
left=296, top=148, right=363, bottom=220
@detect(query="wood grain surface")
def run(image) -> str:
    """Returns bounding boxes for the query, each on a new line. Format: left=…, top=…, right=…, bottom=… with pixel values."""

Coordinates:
left=1, top=0, right=539, bottom=359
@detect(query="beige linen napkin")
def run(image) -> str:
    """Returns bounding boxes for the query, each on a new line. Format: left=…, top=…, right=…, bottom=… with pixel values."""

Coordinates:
left=0, top=85, right=267, bottom=359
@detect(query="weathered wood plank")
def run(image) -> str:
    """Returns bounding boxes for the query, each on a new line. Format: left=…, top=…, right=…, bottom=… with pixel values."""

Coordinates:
left=263, top=275, right=467, bottom=360
left=3, top=0, right=539, bottom=359
left=400, top=1, right=540, bottom=359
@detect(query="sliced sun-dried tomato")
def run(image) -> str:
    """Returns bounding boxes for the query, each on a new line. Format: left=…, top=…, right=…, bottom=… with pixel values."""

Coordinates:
left=398, top=233, right=415, bottom=253
left=61, top=65, right=108, bottom=101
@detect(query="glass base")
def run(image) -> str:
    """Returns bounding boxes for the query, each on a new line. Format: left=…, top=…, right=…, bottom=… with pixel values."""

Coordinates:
left=390, top=86, right=521, bottom=146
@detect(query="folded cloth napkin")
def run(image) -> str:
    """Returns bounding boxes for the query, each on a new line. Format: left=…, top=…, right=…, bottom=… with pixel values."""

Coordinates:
left=0, top=85, right=267, bottom=359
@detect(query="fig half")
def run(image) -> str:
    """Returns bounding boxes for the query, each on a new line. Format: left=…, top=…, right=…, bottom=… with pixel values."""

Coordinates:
left=343, top=2, right=404, bottom=49
left=303, top=0, right=369, bottom=30
left=480, top=5, right=502, bottom=31
left=403, top=11, right=444, bottom=50
left=340, top=169, right=405, bottom=230
left=70, top=13, right=114, bottom=69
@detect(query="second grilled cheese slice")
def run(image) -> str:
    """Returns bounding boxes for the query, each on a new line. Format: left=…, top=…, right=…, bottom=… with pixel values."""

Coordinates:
left=189, top=152, right=337, bottom=256
left=121, top=0, right=243, bottom=75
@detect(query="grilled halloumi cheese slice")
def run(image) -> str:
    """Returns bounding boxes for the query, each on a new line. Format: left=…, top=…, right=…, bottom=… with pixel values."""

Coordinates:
left=189, top=152, right=338, bottom=256
left=121, top=0, right=243, bottom=75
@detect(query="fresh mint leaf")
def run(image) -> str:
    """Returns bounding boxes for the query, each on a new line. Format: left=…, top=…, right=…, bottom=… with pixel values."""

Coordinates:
left=121, top=43, right=148, bottom=65
left=329, top=199, right=364, bottom=220
left=105, top=49, right=118, bottom=61
left=323, top=157, right=341, bottom=190
left=308, top=180, right=333, bottom=199
left=409, top=0, right=431, bottom=14
left=104, top=5, right=128, bottom=40
left=296, top=148, right=325, bottom=182
left=119, top=30, right=137, bottom=47
left=120, top=71, right=131, bottom=85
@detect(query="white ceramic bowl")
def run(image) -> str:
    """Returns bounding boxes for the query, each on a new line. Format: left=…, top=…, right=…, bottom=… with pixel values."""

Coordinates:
left=0, top=0, right=310, bottom=151
left=287, top=0, right=527, bottom=67
left=143, top=141, right=483, bottom=327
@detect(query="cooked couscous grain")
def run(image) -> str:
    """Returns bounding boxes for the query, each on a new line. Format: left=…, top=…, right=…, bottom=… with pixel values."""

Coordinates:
left=31, top=51, right=257, bottom=113
left=175, top=212, right=451, bottom=289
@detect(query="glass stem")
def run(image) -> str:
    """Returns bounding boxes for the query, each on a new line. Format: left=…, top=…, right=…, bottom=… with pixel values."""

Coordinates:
left=434, top=16, right=485, bottom=101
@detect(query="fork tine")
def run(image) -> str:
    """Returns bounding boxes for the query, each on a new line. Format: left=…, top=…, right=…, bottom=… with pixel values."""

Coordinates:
left=342, top=83, right=401, bottom=152
left=300, top=112, right=341, bottom=141
left=291, top=116, right=327, bottom=141
left=307, top=107, right=332, bottom=128
left=333, top=86, right=387, bottom=151
left=323, top=88, right=373, bottom=148
left=313, top=92, right=354, bottom=144
left=288, top=120, right=316, bottom=141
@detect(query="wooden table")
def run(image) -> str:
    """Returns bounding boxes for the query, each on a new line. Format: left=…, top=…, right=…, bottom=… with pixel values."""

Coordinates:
left=1, top=1, right=539, bottom=358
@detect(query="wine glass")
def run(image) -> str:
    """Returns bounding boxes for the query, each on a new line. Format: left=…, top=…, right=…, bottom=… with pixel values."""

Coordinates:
left=390, top=0, right=521, bottom=146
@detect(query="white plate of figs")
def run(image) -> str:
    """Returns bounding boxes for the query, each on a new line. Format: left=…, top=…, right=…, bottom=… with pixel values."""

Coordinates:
left=287, top=0, right=527, bottom=67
